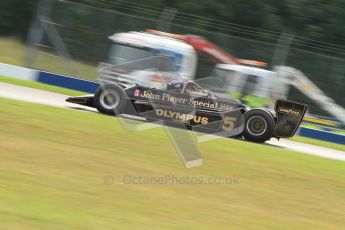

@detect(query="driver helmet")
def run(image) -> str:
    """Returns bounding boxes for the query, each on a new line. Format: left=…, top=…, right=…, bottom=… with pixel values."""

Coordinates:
left=166, top=78, right=184, bottom=92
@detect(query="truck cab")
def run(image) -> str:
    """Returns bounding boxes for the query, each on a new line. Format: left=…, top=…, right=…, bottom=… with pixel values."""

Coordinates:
left=108, top=31, right=197, bottom=80
left=210, top=64, right=288, bottom=108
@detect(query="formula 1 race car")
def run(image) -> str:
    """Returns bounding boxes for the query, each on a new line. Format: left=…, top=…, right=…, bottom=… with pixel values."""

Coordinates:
left=66, top=79, right=307, bottom=143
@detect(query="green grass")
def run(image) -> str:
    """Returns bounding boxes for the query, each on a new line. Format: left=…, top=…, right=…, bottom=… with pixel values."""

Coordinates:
left=301, top=123, right=324, bottom=130
left=334, top=129, right=345, bottom=135
left=0, top=37, right=97, bottom=81
left=0, top=75, right=85, bottom=96
left=0, top=97, right=345, bottom=229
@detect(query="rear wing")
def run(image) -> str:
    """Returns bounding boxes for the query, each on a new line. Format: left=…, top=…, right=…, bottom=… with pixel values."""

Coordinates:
left=274, top=100, right=307, bottom=138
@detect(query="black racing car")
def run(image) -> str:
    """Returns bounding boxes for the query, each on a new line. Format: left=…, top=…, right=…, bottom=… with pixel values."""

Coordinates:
left=66, top=79, right=307, bottom=143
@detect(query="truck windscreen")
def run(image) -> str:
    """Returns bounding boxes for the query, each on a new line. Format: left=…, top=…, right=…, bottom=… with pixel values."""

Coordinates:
left=109, top=44, right=155, bottom=64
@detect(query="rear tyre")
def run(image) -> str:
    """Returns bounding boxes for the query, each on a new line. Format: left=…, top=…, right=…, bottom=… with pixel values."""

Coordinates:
left=243, top=110, right=275, bottom=143
left=94, top=84, right=126, bottom=115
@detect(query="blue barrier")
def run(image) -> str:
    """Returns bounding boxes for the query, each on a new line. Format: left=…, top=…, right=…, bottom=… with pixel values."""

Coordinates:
left=37, top=71, right=100, bottom=93
left=298, top=127, right=345, bottom=145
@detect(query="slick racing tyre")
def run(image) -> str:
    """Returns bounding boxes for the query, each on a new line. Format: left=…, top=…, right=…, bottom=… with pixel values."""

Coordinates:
left=243, top=109, right=275, bottom=143
left=94, top=84, right=126, bottom=115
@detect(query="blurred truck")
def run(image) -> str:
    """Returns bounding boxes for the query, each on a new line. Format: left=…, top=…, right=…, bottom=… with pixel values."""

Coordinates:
left=102, top=29, right=345, bottom=124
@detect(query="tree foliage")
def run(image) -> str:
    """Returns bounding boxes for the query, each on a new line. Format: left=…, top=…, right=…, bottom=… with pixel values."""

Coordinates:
left=0, top=0, right=38, bottom=37
left=0, top=0, right=344, bottom=48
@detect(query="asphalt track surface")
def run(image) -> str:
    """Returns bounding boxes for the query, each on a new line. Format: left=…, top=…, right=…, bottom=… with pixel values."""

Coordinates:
left=1, top=82, right=345, bottom=162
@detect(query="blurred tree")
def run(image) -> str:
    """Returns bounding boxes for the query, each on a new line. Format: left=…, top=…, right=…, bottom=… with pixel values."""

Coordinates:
left=1, top=0, right=344, bottom=50
left=0, top=0, right=38, bottom=38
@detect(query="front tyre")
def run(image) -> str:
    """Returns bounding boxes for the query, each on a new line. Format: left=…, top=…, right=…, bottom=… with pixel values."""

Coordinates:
left=94, top=84, right=126, bottom=115
left=243, top=110, right=275, bottom=143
